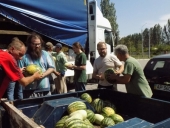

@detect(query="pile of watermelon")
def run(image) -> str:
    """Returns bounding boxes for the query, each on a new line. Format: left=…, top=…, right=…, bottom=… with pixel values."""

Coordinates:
left=55, top=93, right=124, bottom=128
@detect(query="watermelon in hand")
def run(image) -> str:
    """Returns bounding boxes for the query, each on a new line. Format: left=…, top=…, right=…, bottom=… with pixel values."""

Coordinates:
left=104, top=68, right=116, bottom=84
left=24, top=64, right=43, bottom=76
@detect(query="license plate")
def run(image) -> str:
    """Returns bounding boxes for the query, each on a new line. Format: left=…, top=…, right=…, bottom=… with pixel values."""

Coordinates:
left=154, top=84, right=170, bottom=92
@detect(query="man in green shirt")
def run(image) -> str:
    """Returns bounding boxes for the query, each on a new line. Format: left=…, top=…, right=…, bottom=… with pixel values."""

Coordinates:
left=52, top=43, right=68, bottom=93
left=108, top=45, right=153, bottom=98
left=66, top=42, right=87, bottom=91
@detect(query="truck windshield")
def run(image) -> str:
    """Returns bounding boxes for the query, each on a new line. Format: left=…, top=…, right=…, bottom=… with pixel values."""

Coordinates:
left=104, top=30, right=114, bottom=52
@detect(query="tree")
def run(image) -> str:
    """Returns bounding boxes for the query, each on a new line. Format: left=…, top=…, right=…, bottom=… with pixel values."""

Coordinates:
left=162, top=19, right=170, bottom=44
left=100, top=0, right=119, bottom=45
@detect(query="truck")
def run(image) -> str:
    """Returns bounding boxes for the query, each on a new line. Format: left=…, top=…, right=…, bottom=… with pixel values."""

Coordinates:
left=0, top=0, right=114, bottom=82
left=1, top=89, right=170, bottom=128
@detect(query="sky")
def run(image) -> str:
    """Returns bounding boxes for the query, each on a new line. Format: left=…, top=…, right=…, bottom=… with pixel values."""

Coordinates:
left=96, top=0, right=170, bottom=37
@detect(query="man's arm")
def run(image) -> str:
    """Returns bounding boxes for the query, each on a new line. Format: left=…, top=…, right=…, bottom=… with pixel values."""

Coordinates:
left=66, top=64, right=86, bottom=70
left=116, top=64, right=124, bottom=74
left=92, top=71, right=104, bottom=80
left=114, top=74, right=131, bottom=84
left=42, top=68, right=54, bottom=78
left=18, top=71, right=43, bottom=86
left=73, top=65, right=86, bottom=70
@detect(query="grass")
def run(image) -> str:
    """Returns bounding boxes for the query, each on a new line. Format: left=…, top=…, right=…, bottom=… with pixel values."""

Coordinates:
left=131, top=55, right=151, bottom=59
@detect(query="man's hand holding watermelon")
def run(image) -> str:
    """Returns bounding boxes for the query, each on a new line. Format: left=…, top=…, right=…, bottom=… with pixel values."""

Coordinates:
left=96, top=72, right=105, bottom=81
left=32, top=71, right=43, bottom=80
left=104, top=68, right=118, bottom=84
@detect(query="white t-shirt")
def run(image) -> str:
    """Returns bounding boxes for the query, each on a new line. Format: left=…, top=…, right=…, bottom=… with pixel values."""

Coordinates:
left=93, top=53, right=123, bottom=86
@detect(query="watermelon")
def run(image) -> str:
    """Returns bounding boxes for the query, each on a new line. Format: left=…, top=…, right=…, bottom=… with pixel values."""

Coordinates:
left=67, top=121, right=93, bottom=128
left=66, top=114, right=84, bottom=123
left=55, top=117, right=68, bottom=128
left=55, top=119, right=65, bottom=128
left=69, top=110, right=87, bottom=120
left=67, top=101, right=87, bottom=114
left=101, top=107, right=115, bottom=117
left=104, top=68, right=116, bottom=84
left=63, top=119, right=83, bottom=128
left=61, top=115, right=69, bottom=120
left=110, top=114, right=124, bottom=124
left=84, top=119, right=93, bottom=127
left=63, top=119, right=93, bottom=128
left=52, top=56, right=56, bottom=62
left=94, top=114, right=104, bottom=125
left=80, top=93, right=92, bottom=103
left=24, top=64, right=43, bottom=76
left=86, top=109, right=95, bottom=123
left=91, top=98, right=104, bottom=113
left=104, top=100, right=117, bottom=112
left=100, top=117, right=115, bottom=128
left=65, top=62, right=73, bottom=67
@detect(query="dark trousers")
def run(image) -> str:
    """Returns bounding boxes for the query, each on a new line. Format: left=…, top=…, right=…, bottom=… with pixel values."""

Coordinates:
left=74, top=82, right=86, bottom=91
left=98, top=84, right=117, bottom=91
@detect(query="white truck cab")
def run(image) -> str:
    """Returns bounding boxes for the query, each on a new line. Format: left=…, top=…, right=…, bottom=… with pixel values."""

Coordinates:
left=65, top=0, right=114, bottom=82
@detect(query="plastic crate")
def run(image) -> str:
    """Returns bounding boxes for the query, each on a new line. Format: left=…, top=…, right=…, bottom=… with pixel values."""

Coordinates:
left=32, top=97, right=94, bottom=128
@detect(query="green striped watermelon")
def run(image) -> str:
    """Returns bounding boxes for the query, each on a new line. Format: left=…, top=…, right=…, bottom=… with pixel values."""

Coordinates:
left=86, top=109, right=95, bottom=123
left=104, top=100, right=117, bottom=112
left=101, top=107, right=115, bottom=117
left=80, top=93, right=92, bottom=103
left=110, top=114, right=124, bottom=124
left=67, top=121, right=93, bottom=128
left=67, top=101, right=87, bottom=114
left=63, top=118, right=93, bottom=128
left=104, top=68, right=116, bottom=84
left=61, top=115, right=69, bottom=120
left=63, top=119, right=83, bottom=128
left=100, top=117, right=115, bottom=128
left=84, top=119, right=94, bottom=127
left=55, top=118, right=67, bottom=128
left=91, top=98, right=104, bottom=113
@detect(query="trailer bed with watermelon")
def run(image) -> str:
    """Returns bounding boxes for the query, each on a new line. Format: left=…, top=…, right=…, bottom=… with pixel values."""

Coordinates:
left=1, top=89, right=170, bottom=128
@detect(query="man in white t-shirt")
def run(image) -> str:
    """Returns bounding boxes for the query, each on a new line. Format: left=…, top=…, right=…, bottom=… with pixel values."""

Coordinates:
left=92, top=42, right=124, bottom=90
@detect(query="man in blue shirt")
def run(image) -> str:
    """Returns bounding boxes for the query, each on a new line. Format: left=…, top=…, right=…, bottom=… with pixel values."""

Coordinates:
left=19, top=33, right=55, bottom=98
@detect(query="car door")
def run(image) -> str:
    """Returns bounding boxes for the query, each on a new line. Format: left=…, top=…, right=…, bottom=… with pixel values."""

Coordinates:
left=144, top=58, right=170, bottom=100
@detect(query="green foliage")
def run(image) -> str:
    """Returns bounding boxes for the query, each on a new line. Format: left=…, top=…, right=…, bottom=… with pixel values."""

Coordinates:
left=153, top=44, right=170, bottom=54
left=118, top=19, right=170, bottom=58
left=101, top=0, right=170, bottom=58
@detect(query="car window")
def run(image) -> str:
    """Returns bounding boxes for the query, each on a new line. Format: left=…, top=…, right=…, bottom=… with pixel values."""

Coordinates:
left=144, top=59, right=170, bottom=78
left=153, top=61, right=165, bottom=70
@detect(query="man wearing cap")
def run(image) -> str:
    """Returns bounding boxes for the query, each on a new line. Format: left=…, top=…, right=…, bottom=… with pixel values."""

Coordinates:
left=52, top=43, right=68, bottom=94
left=45, top=42, right=57, bottom=94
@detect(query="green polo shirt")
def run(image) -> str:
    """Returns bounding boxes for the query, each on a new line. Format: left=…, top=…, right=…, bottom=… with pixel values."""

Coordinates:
left=52, top=52, right=67, bottom=72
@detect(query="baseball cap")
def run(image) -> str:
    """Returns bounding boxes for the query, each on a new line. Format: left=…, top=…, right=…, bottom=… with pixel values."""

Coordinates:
left=55, top=43, right=62, bottom=48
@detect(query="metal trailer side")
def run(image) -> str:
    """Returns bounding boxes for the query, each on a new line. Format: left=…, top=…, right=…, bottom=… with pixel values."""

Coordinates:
left=1, top=89, right=170, bottom=128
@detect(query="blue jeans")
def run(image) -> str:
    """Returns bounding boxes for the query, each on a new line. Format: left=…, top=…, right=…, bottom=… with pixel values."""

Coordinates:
left=74, top=82, right=86, bottom=91
left=7, top=81, right=23, bottom=101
